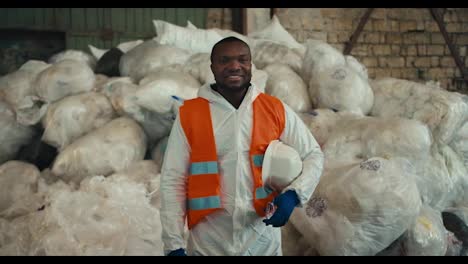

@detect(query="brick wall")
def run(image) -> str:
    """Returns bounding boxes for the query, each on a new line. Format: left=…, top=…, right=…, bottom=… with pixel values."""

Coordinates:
left=205, top=8, right=468, bottom=92
left=277, top=8, right=468, bottom=92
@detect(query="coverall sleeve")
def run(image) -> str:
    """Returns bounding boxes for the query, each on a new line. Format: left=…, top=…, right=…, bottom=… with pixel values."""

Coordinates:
left=160, top=114, right=190, bottom=253
left=279, top=103, right=325, bottom=206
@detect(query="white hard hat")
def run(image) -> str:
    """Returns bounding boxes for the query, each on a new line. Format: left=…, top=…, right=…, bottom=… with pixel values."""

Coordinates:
left=262, top=140, right=303, bottom=192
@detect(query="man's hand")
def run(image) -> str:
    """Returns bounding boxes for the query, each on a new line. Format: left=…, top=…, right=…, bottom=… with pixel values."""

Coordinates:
left=263, top=190, right=300, bottom=227
left=167, top=248, right=187, bottom=256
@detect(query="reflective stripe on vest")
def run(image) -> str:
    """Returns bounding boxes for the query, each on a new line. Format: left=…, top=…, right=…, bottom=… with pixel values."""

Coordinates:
left=179, top=93, right=285, bottom=229
left=255, top=186, right=273, bottom=199
left=188, top=196, right=221, bottom=210
left=252, top=154, right=264, bottom=167
left=190, top=161, right=219, bottom=175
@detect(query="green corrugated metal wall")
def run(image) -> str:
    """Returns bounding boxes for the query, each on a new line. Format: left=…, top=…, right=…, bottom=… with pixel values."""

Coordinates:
left=0, top=8, right=208, bottom=51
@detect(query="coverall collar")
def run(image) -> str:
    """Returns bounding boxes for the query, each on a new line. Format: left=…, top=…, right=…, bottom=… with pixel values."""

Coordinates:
left=198, top=82, right=261, bottom=110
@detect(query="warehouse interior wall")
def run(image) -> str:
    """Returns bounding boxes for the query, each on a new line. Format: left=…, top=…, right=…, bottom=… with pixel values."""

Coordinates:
left=276, top=8, right=468, bottom=92
left=1, top=8, right=467, bottom=92
left=206, top=8, right=468, bottom=93
left=0, top=8, right=208, bottom=75
left=205, top=8, right=271, bottom=35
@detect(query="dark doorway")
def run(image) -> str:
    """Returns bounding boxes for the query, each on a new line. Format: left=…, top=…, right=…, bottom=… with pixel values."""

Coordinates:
left=231, top=8, right=245, bottom=35
left=0, top=29, right=65, bottom=75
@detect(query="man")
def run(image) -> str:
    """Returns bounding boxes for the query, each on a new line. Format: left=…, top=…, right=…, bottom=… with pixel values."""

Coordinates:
left=160, top=37, right=324, bottom=256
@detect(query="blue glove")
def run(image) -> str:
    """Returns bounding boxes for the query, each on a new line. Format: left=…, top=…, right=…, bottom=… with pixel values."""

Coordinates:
left=167, top=248, right=187, bottom=256
left=263, top=190, right=300, bottom=227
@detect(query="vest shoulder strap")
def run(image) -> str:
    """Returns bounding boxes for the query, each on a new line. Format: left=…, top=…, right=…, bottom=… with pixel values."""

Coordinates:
left=179, top=98, right=217, bottom=162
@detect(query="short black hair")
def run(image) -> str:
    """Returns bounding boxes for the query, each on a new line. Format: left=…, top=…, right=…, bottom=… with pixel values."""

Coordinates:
left=210, top=36, right=250, bottom=63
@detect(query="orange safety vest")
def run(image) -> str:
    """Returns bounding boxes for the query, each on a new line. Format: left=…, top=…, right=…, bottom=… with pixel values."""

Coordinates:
left=179, top=93, right=285, bottom=229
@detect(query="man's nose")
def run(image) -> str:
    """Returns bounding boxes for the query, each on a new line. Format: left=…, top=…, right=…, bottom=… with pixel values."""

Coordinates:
left=227, top=59, right=242, bottom=70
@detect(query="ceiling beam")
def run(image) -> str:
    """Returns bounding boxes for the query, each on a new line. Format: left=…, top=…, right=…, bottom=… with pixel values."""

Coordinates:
left=430, top=8, right=468, bottom=81
left=343, top=8, right=374, bottom=55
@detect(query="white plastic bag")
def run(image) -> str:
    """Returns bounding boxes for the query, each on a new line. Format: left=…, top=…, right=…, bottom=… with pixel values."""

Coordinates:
left=101, top=78, right=139, bottom=115
left=323, top=116, right=432, bottom=170
left=49, top=49, right=97, bottom=70
left=0, top=101, right=35, bottom=164
left=403, top=206, right=448, bottom=256
left=0, top=214, right=32, bottom=255
left=345, top=55, right=368, bottom=80
left=35, top=59, right=95, bottom=103
left=0, top=60, right=51, bottom=125
left=301, top=39, right=345, bottom=84
left=45, top=188, right=130, bottom=255
left=136, top=69, right=199, bottom=114
left=89, top=40, right=144, bottom=62
left=0, top=161, right=42, bottom=220
left=419, top=143, right=468, bottom=211
left=0, top=60, right=50, bottom=109
left=299, top=109, right=361, bottom=147
left=291, top=157, right=422, bottom=255
left=0, top=71, right=34, bottom=107
left=186, top=20, right=197, bottom=29
left=52, top=117, right=147, bottom=184
left=370, top=78, right=468, bottom=144
left=116, top=39, right=144, bottom=53
left=109, top=160, right=160, bottom=192
left=182, top=53, right=213, bottom=84
left=252, top=39, right=303, bottom=74
left=18, top=60, right=51, bottom=76
left=449, top=121, right=468, bottom=169
left=92, top=74, right=109, bottom=92
left=263, top=63, right=311, bottom=112
left=102, top=80, right=174, bottom=145
left=119, top=40, right=191, bottom=82
left=153, top=19, right=223, bottom=53
left=88, top=45, right=108, bottom=61
left=281, top=221, right=316, bottom=256
left=42, top=92, right=116, bottom=150
left=309, top=65, right=374, bottom=115
left=248, top=15, right=305, bottom=54
left=79, top=175, right=164, bottom=255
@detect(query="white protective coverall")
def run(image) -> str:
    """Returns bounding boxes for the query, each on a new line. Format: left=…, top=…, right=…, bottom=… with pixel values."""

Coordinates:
left=160, top=83, right=324, bottom=256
